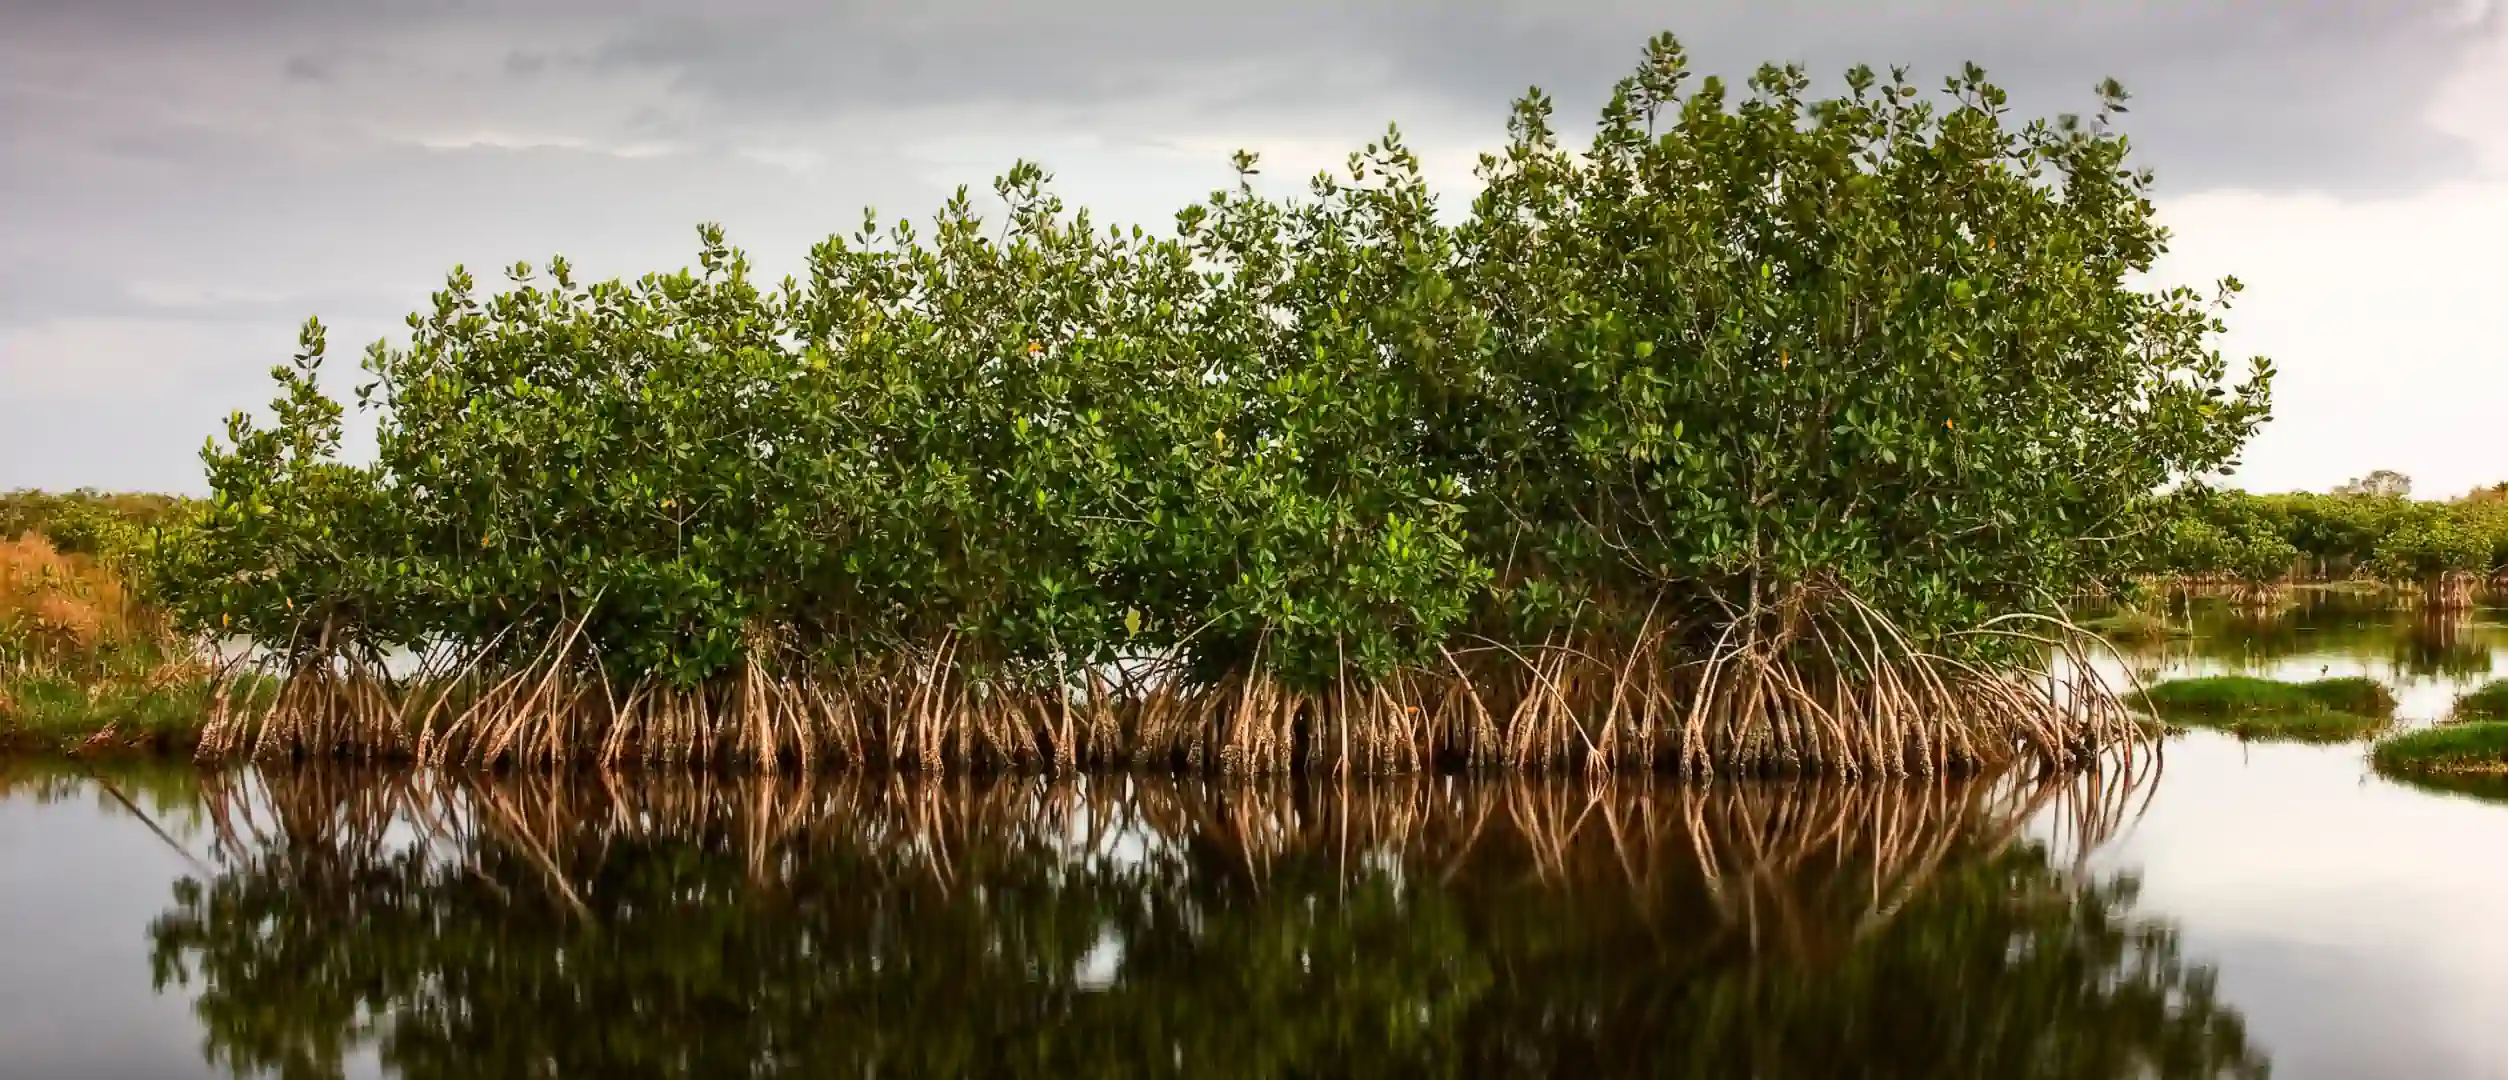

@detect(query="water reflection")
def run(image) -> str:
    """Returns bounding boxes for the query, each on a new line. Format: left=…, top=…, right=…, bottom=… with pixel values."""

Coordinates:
left=2389, top=616, right=2494, bottom=680
left=2379, top=768, right=2508, bottom=807
left=134, top=767, right=2264, bottom=1079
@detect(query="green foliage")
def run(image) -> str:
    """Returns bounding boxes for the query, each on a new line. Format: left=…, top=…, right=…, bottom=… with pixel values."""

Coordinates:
left=0, top=489, right=203, bottom=598
left=0, top=489, right=201, bottom=549
left=1445, top=41, right=2267, bottom=645
left=2369, top=510, right=2490, bottom=584
left=2147, top=486, right=2508, bottom=586
left=170, top=170, right=1490, bottom=690
left=2222, top=526, right=2298, bottom=588
left=154, top=321, right=411, bottom=661
left=2265, top=491, right=2407, bottom=575
left=2150, top=489, right=2305, bottom=584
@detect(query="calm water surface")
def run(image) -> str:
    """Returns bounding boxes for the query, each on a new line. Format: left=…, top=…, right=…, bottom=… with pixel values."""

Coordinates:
left=6, top=597, right=2508, bottom=1079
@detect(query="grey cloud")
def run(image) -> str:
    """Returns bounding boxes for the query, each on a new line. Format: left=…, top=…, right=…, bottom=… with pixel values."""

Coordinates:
left=282, top=52, right=334, bottom=82
left=0, top=262, right=406, bottom=330
left=556, top=0, right=2500, bottom=197
left=1, top=50, right=956, bottom=489
left=6, top=1, right=2496, bottom=196
left=2, top=0, right=2503, bottom=492
left=0, top=266, right=142, bottom=326
left=1356, top=2, right=2503, bottom=197
left=623, top=104, right=684, bottom=138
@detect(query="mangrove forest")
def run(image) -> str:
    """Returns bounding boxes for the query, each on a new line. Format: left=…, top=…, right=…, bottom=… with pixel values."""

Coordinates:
left=38, top=36, right=2280, bottom=776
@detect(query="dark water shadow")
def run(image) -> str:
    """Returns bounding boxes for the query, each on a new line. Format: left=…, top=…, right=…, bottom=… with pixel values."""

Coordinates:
left=2379, top=767, right=2508, bottom=807
left=130, top=765, right=2268, bottom=1079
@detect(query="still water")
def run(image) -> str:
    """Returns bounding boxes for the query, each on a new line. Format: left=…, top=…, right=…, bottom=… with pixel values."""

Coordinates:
left=5, top=596, right=2508, bottom=1079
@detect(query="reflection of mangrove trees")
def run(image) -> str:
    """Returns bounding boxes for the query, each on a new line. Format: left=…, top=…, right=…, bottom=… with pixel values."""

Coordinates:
left=148, top=770, right=2264, bottom=1078
left=2112, top=596, right=2504, bottom=681
left=0, top=757, right=214, bottom=838
left=2120, top=599, right=2323, bottom=668
left=2389, top=616, right=2494, bottom=680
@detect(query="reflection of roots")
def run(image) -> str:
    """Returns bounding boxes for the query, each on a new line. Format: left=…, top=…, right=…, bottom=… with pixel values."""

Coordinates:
left=200, top=758, right=2146, bottom=959
left=2417, top=572, right=2478, bottom=612
left=2223, top=581, right=2287, bottom=609
left=198, top=585, right=2146, bottom=779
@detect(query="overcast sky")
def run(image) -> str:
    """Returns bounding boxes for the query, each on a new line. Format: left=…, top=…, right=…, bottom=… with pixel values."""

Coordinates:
left=5, top=1, right=2505, bottom=496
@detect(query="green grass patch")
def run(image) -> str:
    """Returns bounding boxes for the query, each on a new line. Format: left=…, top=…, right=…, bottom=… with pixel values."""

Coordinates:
left=2372, top=721, right=2508, bottom=778
left=2132, top=675, right=2396, bottom=719
left=0, top=670, right=219, bottom=756
left=2451, top=679, right=2508, bottom=721
left=2132, top=675, right=2395, bottom=742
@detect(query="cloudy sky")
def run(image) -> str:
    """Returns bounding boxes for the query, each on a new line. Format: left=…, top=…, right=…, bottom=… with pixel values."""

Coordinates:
left=5, top=0, right=2505, bottom=496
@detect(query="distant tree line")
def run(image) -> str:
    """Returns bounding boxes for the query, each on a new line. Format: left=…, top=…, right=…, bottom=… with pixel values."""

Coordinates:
left=2150, top=471, right=2508, bottom=604
left=0, top=488, right=203, bottom=561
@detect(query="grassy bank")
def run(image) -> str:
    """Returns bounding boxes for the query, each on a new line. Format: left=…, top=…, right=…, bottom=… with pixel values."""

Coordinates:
left=1, top=530, right=213, bottom=756
left=0, top=672, right=217, bottom=755
left=2132, top=675, right=2396, bottom=741
left=2372, top=722, right=2508, bottom=778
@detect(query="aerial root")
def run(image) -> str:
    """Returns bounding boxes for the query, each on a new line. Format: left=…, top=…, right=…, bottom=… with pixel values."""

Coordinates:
left=195, top=592, right=2142, bottom=775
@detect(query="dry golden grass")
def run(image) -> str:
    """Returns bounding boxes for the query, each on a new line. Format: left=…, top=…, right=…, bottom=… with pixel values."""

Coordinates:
left=2, top=531, right=216, bottom=755
left=1, top=533, right=151, bottom=663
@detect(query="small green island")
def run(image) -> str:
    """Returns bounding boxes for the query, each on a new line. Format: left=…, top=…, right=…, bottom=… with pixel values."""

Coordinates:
left=2448, top=678, right=2508, bottom=721
left=2372, top=723, right=2508, bottom=779
left=2369, top=678, right=2508, bottom=787
left=2131, top=675, right=2397, bottom=742
left=2367, top=677, right=2508, bottom=782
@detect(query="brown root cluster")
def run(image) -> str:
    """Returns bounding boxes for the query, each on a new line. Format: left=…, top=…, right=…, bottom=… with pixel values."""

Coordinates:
left=2221, top=581, right=2290, bottom=610
left=195, top=587, right=2150, bottom=780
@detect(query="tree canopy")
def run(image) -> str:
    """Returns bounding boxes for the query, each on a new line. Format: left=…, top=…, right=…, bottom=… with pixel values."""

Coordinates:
left=158, top=33, right=2268, bottom=775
